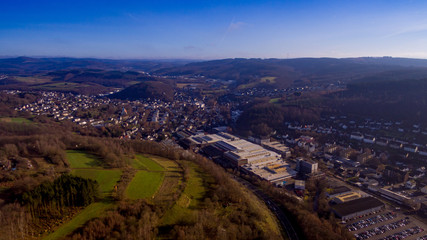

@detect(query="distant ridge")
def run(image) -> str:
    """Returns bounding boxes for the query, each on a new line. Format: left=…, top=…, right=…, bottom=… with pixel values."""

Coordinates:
left=3, top=56, right=427, bottom=90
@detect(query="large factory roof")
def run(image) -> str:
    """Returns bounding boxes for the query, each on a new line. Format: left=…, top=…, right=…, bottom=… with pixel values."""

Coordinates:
left=332, top=197, right=384, bottom=217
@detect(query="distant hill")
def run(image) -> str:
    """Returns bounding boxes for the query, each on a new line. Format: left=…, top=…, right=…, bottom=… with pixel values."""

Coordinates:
left=0, top=57, right=193, bottom=75
left=347, top=57, right=427, bottom=67
left=110, top=80, right=174, bottom=102
left=3, top=56, right=427, bottom=93
left=46, top=69, right=155, bottom=88
left=154, top=57, right=427, bottom=88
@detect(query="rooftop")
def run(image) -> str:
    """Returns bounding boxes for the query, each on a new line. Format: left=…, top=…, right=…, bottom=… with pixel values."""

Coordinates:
left=332, top=197, right=384, bottom=217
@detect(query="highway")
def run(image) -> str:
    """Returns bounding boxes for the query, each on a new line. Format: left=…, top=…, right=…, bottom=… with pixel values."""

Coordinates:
left=231, top=175, right=301, bottom=240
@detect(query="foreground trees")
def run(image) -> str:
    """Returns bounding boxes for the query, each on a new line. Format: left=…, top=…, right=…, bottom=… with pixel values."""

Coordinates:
left=0, top=175, right=98, bottom=240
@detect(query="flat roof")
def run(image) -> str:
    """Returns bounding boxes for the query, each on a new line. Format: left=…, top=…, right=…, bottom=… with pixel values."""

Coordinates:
left=330, top=186, right=351, bottom=195
left=333, top=197, right=384, bottom=217
left=334, top=192, right=361, bottom=202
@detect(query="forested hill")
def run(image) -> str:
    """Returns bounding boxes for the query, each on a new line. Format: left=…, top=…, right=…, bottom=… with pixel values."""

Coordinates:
left=327, top=78, right=427, bottom=123
left=109, top=80, right=175, bottom=102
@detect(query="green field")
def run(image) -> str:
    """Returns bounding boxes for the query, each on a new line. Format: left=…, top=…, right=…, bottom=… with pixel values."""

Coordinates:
left=147, top=155, right=180, bottom=171
left=14, top=76, right=52, bottom=84
left=34, top=82, right=80, bottom=89
left=72, top=169, right=122, bottom=196
left=126, top=80, right=141, bottom=86
left=0, top=117, right=33, bottom=123
left=44, top=150, right=121, bottom=239
left=269, top=97, right=280, bottom=103
left=43, top=202, right=113, bottom=240
left=31, top=82, right=94, bottom=92
left=66, top=150, right=102, bottom=168
left=131, top=154, right=165, bottom=171
left=126, top=171, right=164, bottom=200
left=260, top=76, right=277, bottom=83
left=161, top=162, right=206, bottom=225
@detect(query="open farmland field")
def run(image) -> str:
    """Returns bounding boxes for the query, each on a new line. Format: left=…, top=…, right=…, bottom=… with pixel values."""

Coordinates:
left=260, top=76, right=277, bottom=83
left=0, top=117, right=33, bottom=123
left=131, top=154, right=164, bottom=171
left=13, top=76, right=53, bottom=84
left=71, top=169, right=122, bottom=196
left=125, top=171, right=164, bottom=200
left=161, top=161, right=207, bottom=226
left=146, top=154, right=180, bottom=171
left=66, top=150, right=102, bottom=168
left=43, top=150, right=121, bottom=239
left=32, top=82, right=86, bottom=90
left=43, top=202, right=113, bottom=240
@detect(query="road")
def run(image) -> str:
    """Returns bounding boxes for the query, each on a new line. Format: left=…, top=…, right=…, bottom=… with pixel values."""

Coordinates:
left=231, top=175, right=301, bottom=240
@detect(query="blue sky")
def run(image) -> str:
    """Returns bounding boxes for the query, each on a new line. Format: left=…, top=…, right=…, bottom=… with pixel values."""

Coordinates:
left=1, top=0, right=427, bottom=59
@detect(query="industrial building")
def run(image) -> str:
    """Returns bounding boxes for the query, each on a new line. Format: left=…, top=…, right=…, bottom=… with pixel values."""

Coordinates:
left=332, top=197, right=385, bottom=220
left=378, top=187, right=411, bottom=205
left=262, top=141, right=292, bottom=158
left=215, top=139, right=281, bottom=166
left=296, top=158, right=318, bottom=174
left=241, top=161, right=296, bottom=185
left=183, top=132, right=299, bottom=186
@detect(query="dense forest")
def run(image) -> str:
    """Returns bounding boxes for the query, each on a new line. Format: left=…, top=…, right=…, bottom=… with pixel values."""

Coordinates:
left=235, top=100, right=322, bottom=137
left=326, top=78, right=427, bottom=124
left=234, top=76, right=427, bottom=137
left=110, top=80, right=175, bottom=102
left=22, top=175, right=98, bottom=218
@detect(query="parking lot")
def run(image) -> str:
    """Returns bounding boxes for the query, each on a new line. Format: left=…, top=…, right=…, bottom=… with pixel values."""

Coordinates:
left=415, top=234, right=427, bottom=240
left=344, top=208, right=426, bottom=240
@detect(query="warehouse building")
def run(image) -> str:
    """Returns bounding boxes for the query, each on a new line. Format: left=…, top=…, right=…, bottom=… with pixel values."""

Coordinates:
left=217, top=139, right=281, bottom=166
left=332, top=197, right=384, bottom=221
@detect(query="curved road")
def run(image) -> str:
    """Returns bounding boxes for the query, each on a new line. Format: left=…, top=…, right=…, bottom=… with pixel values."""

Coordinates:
left=232, top=175, right=300, bottom=240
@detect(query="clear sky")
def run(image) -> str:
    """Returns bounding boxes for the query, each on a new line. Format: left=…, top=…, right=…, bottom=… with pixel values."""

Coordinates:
left=1, top=0, right=427, bottom=59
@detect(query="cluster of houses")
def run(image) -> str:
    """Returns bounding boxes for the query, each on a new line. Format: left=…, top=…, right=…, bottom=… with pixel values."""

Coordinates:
left=9, top=90, right=228, bottom=141
left=350, top=132, right=427, bottom=157
left=318, top=142, right=427, bottom=210
left=234, top=83, right=345, bottom=98
left=285, top=116, right=427, bottom=155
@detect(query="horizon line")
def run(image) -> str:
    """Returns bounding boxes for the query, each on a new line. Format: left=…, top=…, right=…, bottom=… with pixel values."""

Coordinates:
left=1, top=55, right=427, bottom=61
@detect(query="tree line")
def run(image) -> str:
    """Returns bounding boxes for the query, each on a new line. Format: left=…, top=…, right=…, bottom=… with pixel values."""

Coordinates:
left=21, top=174, right=98, bottom=218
